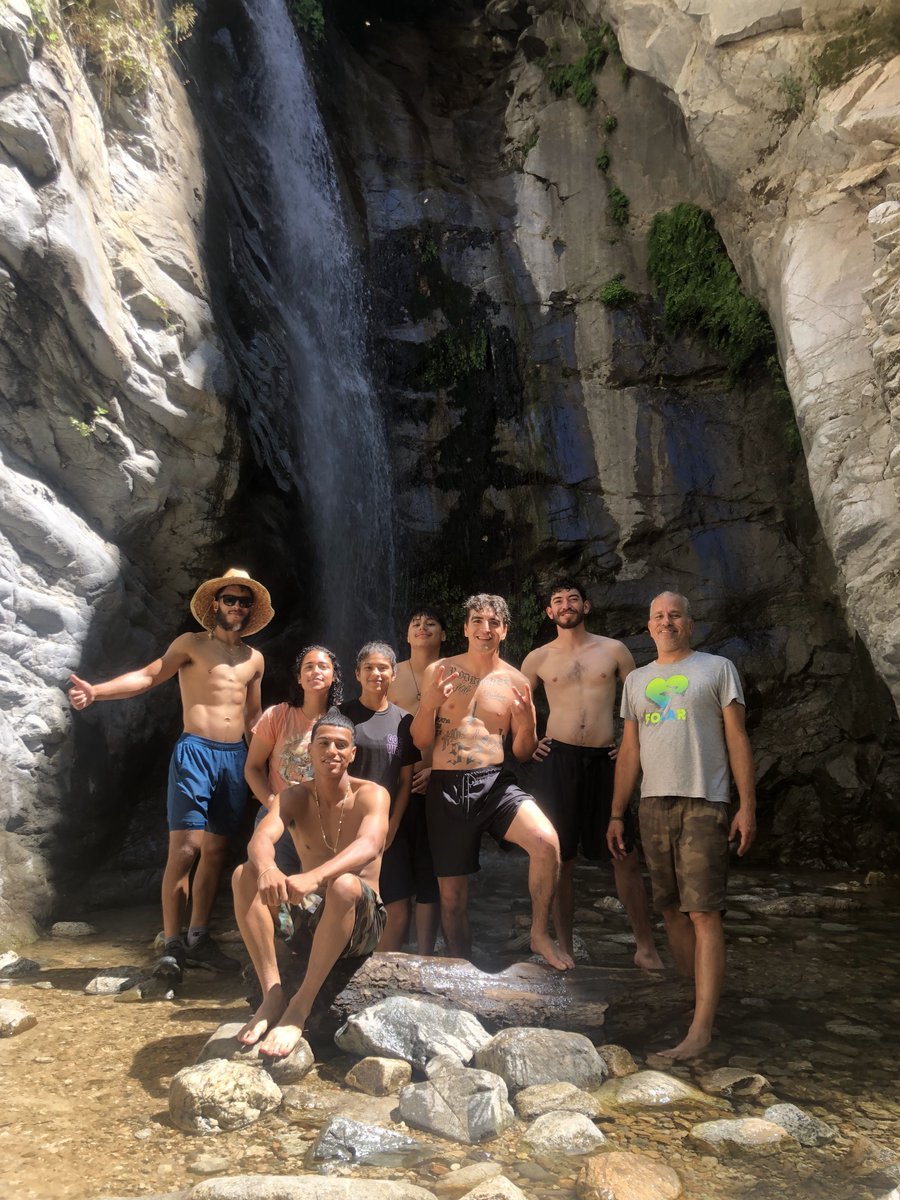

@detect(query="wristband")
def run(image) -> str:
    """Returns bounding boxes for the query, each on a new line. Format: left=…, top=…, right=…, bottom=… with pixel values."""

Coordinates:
left=258, top=867, right=277, bottom=880
left=609, top=816, right=625, bottom=823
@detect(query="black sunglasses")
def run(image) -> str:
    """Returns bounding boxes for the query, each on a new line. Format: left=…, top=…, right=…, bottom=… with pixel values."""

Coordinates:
left=218, top=594, right=254, bottom=609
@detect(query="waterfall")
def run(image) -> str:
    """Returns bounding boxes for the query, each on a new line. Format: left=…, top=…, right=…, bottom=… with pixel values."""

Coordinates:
left=232, top=0, right=395, bottom=658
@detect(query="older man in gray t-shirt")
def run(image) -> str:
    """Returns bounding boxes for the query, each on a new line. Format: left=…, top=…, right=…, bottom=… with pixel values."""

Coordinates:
left=607, top=592, right=756, bottom=1062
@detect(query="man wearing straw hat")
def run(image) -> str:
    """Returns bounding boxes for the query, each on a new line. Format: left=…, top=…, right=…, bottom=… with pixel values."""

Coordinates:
left=68, top=568, right=273, bottom=982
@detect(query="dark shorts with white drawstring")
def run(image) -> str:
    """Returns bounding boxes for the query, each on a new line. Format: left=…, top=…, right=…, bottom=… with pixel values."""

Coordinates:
left=426, top=766, right=530, bottom=876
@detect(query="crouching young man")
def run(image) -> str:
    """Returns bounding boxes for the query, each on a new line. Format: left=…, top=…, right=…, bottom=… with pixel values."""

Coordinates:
left=232, top=710, right=389, bottom=1058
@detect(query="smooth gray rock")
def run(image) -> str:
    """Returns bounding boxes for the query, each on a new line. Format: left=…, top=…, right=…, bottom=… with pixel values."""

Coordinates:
left=196, top=1022, right=314, bottom=1086
left=457, top=1179, right=527, bottom=1200
left=690, top=1117, right=792, bottom=1154
left=50, top=921, right=95, bottom=938
left=520, top=1110, right=607, bottom=1155
left=763, top=1103, right=837, bottom=1146
left=425, top=1051, right=466, bottom=1078
left=514, top=1081, right=601, bottom=1120
left=399, top=1067, right=514, bottom=1144
left=432, top=1162, right=503, bottom=1196
left=0, top=0, right=32, bottom=87
left=335, top=997, right=491, bottom=1069
left=595, top=1071, right=725, bottom=1112
left=473, top=1027, right=607, bottom=1094
left=698, top=1067, right=769, bottom=1098
left=312, top=1115, right=426, bottom=1165
left=0, top=998, right=36, bottom=1036
left=0, top=951, right=40, bottom=977
left=0, top=89, right=59, bottom=180
left=84, top=967, right=144, bottom=996
left=168, top=1060, right=283, bottom=1135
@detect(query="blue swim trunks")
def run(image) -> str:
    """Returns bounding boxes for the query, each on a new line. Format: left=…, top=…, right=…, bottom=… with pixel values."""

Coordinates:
left=166, top=734, right=249, bottom=836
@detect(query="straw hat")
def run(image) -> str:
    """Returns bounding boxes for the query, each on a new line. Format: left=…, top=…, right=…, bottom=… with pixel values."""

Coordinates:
left=190, top=568, right=274, bottom=637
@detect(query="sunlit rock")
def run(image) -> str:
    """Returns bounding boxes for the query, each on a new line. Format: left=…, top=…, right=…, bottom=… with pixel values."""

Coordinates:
left=473, top=1027, right=607, bottom=1094
left=577, top=1149, right=683, bottom=1199
left=336, top=997, right=491, bottom=1069
left=514, top=1081, right=602, bottom=1120
left=520, top=1109, right=607, bottom=1155
left=168, top=1060, right=282, bottom=1135
left=690, top=1117, right=792, bottom=1155
left=763, top=1103, right=837, bottom=1146
left=345, top=1056, right=413, bottom=1096
left=398, top=1067, right=515, bottom=1143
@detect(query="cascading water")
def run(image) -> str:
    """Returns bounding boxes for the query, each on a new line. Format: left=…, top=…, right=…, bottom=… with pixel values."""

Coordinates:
left=208, top=0, right=395, bottom=659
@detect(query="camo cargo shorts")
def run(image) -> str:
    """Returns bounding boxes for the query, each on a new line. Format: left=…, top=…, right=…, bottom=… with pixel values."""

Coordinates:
left=639, top=796, right=730, bottom=913
left=291, top=880, right=387, bottom=959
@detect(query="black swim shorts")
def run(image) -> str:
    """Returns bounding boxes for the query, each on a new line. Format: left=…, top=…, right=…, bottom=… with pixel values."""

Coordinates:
left=526, top=740, right=634, bottom=863
left=426, top=766, right=530, bottom=877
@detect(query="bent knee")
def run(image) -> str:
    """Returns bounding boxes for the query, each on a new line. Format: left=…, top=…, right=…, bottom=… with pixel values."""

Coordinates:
left=328, top=873, right=363, bottom=904
left=688, top=909, right=723, bottom=927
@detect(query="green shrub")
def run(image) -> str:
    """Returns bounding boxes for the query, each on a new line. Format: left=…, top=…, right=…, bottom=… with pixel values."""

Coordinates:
left=811, top=5, right=900, bottom=90
left=608, top=186, right=630, bottom=227
left=420, top=327, right=489, bottom=389
left=290, top=0, right=325, bottom=42
left=63, top=0, right=165, bottom=102
left=647, top=203, right=774, bottom=378
left=598, top=274, right=637, bottom=307
left=595, top=150, right=610, bottom=172
left=542, top=24, right=618, bottom=109
left=778, top=72, right=805, bottom=116
left=603, top=114, right=618, bottom=132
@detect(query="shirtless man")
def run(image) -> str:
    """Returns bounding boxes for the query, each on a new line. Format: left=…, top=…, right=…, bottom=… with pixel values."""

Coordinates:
left=521, top=580, right=662, bottom=969
left=232, top=711, right=389, bottom=1057
left=388, top=607, right=446, bottom=954
left=68, top=569, right=271, bottom=981
left=411, top=593, right=572, bottom=971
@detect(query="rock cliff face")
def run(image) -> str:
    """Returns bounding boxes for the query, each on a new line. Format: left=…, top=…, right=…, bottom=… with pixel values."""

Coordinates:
left=0, top=0, right=233, bottom=939
left=2, top=0, right=899, bottom=938
left=319, top=0, right=900, bottom=861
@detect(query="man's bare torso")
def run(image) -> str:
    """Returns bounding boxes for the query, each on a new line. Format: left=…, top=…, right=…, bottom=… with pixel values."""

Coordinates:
left=431, top=653, right=527, bottom=770
left=279, top=778, right=384, bottom=891
left=178, top=633, right=262, bottom=742
left=529, top=635, right=628, bottom=747
left=389, top=662, right=420, bottom=716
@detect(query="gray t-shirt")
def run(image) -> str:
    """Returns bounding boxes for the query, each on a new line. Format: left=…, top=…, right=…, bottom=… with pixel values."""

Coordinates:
left=621, top=651, right=745, bottom=803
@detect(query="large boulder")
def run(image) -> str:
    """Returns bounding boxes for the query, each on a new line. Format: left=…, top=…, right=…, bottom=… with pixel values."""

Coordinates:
left=473, top=1027, right=607, bottom=1094
left=335, top=998, right=491, bottom=1069
left=168, top=1060, right=282, bottom=1135
left=398, top=1068, right=515, bottom=1144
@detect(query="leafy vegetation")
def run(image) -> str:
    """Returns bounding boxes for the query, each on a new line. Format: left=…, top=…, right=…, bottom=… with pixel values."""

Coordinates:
left=778, top=72, right=806, bottom=116
left=608, top=186, right=630, bottom=227
left=69, top=405, right=109, bottom=438
left=62, top=0, right=196, bottom=105
left=420, top=327, right=489, bottom=389
left=289, top=0, right=325, bottom=43
left=603, top=114, right=618, bottom=133
left=647, top=203, right=774, bottom=378
left=811, top=3, right=900, bottom=89
left=598, top=274, right=637, bottom=308
left=542, top=24, right=620, bottom=109
left=595, top=150, right=610, bottom=172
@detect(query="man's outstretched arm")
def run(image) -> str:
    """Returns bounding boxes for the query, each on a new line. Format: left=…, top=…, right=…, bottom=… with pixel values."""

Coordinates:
left=68, top=635, right=192, bottom=709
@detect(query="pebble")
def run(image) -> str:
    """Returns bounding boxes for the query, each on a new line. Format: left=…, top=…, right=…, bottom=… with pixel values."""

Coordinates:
left=31, top=981, right=53, bottom=990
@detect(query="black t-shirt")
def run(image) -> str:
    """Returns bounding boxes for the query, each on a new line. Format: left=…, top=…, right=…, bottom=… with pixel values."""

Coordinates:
left=339, top=699, right=417, bottom=807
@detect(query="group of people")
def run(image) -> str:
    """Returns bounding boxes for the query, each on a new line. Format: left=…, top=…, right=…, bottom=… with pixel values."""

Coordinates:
left=68, top=569, right=756, bottom=1062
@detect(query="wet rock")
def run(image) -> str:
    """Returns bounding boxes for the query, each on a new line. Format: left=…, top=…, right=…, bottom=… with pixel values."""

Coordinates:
left=0, top=998, right=36, bottom=1037
left=514, top=1081, right=601, bottom=1120
left=577, top=1149, right=683, bottom=1199
left=521, top=1110, right=607, bottom=1155
left=312, top=1115, right=426, bottom=1165
left=196, top=1022, right=314, bottom=1086
left=433, top=1161, right=503, bottom=1196
left=864, top=871, right=887, bottom=886
left=458, top=1178, right=527, bottom=1200
left=169, top=1060, right=283, bottom=1134
left=345, top=1056, right=412, bottom=1095
left=690, top=1117, right=792, bottom=1155
left=825, top=1019, right=880, bottom=1040
left=399, top=1067, right=514, bottom=1143
left=763, top=1103, right=837, bottom=1146
left=731, top=894, right=856, bottom=918
left=596, top=1044, right=639, bottom=1077
left=188, top=1153, right=232, bottom=1175
left=50, top=921, right=96, bottom=938
left=335, top=997, right=491, bottom=1069
left=187, top=1177, right=436, bottom=1199
left=473, top=1027, right=606, bottom=1094
left=84, top=967, right=144, bottom=995
left=0, top=951, right=40, bottom=977
left=697, top=1067, right=769, bottom=1098
left=847, top=1135, right=900, bottom=1181
left=115, top=977, right=176, bottom=1003
left=595, top=1071, right=725, bottom=1112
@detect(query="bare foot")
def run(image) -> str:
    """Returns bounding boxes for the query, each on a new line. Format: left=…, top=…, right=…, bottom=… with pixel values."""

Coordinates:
left=531, top=931, right=575, bottom=971
left=656, top=1027, right=712, bottom=1061
left=258, top=1020, right=306, bottom=1059
left=237, top=985, right=285, bottom=1046
left=634, top=946, right=665, bottom=971
left=258, top=996, right=309, bottom=1058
